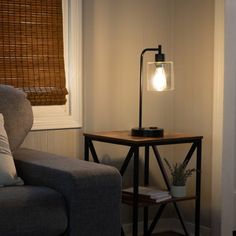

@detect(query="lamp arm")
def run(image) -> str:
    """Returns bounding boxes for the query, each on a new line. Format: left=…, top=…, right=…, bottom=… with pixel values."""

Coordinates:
left=138, top=47, right=159, bottom=128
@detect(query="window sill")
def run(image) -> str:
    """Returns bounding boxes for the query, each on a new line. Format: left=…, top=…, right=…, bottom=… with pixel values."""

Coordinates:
left=32, top=105, right=82, bottom=131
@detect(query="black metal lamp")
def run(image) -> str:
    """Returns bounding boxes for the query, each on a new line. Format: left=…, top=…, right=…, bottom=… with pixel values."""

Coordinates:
left=131, top=45, right=174, bottom=137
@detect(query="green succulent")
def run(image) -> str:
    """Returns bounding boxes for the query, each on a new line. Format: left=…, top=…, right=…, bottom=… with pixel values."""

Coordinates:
left=164, top=158, right=196, bottom=186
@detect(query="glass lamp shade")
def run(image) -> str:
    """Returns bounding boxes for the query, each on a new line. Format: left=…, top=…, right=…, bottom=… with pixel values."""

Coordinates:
left=131, top=45, right=174, bottom=137
left=147, top=61, right=174, bottom=92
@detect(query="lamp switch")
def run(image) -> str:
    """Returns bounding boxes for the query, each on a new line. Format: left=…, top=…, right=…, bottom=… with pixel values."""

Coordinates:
left=149, top=127, right=158, bottom=129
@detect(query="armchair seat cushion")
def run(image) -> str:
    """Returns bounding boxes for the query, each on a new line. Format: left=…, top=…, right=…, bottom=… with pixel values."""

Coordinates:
left=0, top=185, right=68, bottom=236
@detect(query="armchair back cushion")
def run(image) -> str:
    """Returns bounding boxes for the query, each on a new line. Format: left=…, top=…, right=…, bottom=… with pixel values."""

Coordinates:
left=0, top=85, right=33, bottom=151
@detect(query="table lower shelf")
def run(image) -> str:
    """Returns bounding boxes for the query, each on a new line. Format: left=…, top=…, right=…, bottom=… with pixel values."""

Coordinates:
left=122, top=192, right=196, bottom=207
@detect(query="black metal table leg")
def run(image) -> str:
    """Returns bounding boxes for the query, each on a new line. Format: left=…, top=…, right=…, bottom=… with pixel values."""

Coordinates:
left=84, top=137, right=89, bottom=161
left=144, top=146, right=149, bottom=235
left=195, top=140, right=202, bottom=236
left=133, top=146, right=139, bottom=236
left=121, top=226, right=125, bottom=236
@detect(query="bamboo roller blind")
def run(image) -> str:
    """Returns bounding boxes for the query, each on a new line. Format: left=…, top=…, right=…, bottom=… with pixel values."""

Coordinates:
left=0, top=0, right=68, bottom=105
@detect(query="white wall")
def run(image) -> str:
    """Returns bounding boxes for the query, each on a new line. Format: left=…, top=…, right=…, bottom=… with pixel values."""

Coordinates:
left=172, top=0, right=214, bottom=227
left=83, top=0, right=175, bottom=133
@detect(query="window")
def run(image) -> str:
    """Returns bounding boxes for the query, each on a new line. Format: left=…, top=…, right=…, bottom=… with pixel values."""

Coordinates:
left=32, top=0, right=82, bottom=130
left=0, top=0, right=82, bottom=130
left=0, top=0, right=68, bottom=106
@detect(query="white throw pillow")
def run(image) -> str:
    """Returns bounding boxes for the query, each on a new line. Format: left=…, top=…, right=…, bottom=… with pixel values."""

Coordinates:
left=0, top=113, right=24, bottom=187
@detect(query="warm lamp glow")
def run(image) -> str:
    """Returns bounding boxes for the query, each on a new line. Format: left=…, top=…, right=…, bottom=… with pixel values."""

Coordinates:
left=151, top=65, right=167, bottom=91
left=147, top=61, right=174, bottom=92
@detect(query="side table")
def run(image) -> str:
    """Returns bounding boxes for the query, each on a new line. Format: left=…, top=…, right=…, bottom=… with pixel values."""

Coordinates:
left=83, top=131, right=203, bottom=236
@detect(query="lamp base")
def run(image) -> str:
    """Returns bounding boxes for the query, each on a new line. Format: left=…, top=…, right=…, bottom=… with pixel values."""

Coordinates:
left=131, top=127, right=164, bottom=137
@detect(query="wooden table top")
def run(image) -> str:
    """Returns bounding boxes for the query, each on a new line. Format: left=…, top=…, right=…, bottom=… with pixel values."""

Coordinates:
left=83, top=130, right=203, bottom=145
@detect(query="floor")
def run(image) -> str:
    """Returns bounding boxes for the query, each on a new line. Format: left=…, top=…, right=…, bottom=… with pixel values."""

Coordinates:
left=153, top=232, right=184, bottom=236
left=127, top=231, right=183, bottom=236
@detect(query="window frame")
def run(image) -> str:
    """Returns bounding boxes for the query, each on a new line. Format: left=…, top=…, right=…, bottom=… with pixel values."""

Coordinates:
left=31, top=0, right=82, bottom=130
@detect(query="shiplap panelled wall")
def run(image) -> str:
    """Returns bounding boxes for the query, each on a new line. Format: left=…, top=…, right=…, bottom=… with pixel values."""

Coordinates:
left=23, top=0, right=214, bottom=233
left=23, top=129, right=83, bottom=158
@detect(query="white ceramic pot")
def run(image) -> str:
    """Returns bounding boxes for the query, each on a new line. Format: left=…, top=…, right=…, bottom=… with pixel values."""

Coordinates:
left=170, top=185, right=186, bottom=198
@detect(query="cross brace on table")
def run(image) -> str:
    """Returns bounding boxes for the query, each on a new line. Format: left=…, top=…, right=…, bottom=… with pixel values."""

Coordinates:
left=84, top=136, right=202, bottom=236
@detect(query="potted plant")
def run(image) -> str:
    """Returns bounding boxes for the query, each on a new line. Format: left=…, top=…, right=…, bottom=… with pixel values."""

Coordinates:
left=164, top=158, right=196, bottom=197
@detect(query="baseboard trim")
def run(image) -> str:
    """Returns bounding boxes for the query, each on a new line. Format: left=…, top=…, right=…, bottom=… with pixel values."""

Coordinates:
left=122, top=218, right=211, bottom=236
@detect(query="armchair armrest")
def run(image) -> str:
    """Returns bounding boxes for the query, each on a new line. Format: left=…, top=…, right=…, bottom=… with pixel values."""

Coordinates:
left=13, top=148, right=121, bottom=236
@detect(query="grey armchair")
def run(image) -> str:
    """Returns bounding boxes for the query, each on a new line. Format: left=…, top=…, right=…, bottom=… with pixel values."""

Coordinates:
left=0, top=85, right=121, bottom=236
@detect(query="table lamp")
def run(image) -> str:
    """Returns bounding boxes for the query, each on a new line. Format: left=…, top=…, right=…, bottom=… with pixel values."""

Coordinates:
left=131, top=45, right=174, bottom=137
